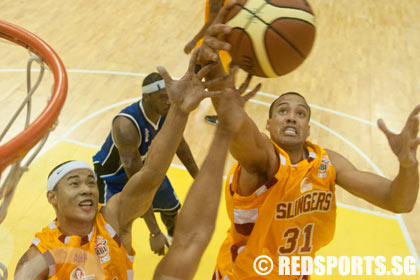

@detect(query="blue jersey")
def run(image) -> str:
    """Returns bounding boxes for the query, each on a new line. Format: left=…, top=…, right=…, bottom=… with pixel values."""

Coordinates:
left=93, top=99, right=166, bottom=185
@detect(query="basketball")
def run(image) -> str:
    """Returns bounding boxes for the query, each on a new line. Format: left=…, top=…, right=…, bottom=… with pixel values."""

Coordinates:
left=224, top=0, right=316, bottom=78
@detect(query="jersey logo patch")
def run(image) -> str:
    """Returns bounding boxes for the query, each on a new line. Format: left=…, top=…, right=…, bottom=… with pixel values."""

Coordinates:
left=70, top=267, right=94, bottom=280
left=145, top=128, right=150, bottom=143
left=95, top=236, right=110, bottom=264
left=300, top=177, right=313, bottom=193
left=318, top=155, right=330, bottom=178
left=73, top=251, right=87, bottom=264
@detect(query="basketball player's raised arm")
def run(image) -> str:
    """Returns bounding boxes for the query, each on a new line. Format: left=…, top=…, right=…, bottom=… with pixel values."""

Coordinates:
left=113, top=116, right=167, bottom=255
left=105, top=49, right=224, bottom=229
left=176, top=137, right=199, bottom=178
left=154, top=69, right=255, bottom=280
left=199, top=2, right=280, bottom=195
left=328, top=105, right=420, bottom=213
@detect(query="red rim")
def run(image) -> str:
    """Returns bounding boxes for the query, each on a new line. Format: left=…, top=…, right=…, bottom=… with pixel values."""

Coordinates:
left=0, top=20, right=68, bottom=173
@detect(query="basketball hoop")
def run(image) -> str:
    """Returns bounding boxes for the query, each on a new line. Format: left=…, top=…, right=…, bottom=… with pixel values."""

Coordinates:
left=0, top=19, right=67, bottom=278
left=0, top=20, right=67, bottom=172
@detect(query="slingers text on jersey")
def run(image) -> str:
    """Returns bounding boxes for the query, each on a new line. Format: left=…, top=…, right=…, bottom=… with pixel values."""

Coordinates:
left=275, top=190, right=333, bottom=220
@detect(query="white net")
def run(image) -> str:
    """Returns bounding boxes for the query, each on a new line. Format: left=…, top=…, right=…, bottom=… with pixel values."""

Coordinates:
left=0, top=53, right=57, bottom=280
left=0, top=55, right=53, bottom=224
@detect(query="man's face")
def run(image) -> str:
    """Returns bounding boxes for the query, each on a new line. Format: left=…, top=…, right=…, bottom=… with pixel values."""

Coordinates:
left=148, top=88, right=170, bottom=115
left=49, top=169, right=98, bottom=224
left=266, top=94, right=311, bottom=149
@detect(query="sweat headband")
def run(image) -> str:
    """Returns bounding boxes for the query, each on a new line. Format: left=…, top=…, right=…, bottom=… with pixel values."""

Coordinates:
left=142, top=80, right=165, bottom=94
left=47, top=161, right=96, bottom=191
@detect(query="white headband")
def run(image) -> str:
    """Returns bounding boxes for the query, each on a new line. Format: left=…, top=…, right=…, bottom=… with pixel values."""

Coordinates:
left=142, top=80, right=165, bottom=94
left=47, top=161, right=95, bottom=191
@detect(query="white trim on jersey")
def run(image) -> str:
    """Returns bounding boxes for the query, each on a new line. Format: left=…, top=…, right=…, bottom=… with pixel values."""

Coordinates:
left=100, top=164, right=125, bottom=179
left=153, top=201, right=180, bottom=212
left=102, top=143, right=117, bottom=166
left=139, top=99, right=161, bottom=131
left=233, top=208, right=259, bottom=225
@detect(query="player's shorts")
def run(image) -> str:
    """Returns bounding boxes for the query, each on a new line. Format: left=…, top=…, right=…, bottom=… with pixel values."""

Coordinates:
left=99, top=175, right=180, bottom=212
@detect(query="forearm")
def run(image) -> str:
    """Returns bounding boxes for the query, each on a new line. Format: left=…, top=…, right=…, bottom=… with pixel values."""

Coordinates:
left=389, top=164, right=419, bottom=212
left=122, top=155, right=142, bottom=178
left=174, top=127, right=232, bottom=248
left=143, top=206, right=161, bottom=235
left=143, top=106, right=189, bottom=184
left=176, top=139, right=199, bottom=178
left=154, top=128, right=232, bottom=279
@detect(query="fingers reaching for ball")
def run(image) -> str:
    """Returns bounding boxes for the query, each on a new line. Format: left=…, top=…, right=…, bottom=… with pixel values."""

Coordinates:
left=199, top=1, right=238, bottom=64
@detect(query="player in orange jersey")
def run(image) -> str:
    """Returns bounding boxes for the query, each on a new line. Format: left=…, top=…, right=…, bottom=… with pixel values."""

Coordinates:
left=198, top=4, right=420, bottom=279
left=13, top=49, right=224, bottom=280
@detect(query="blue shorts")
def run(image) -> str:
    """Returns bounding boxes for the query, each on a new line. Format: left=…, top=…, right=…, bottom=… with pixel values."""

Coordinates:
left=104, top=175, right=180, bottom=212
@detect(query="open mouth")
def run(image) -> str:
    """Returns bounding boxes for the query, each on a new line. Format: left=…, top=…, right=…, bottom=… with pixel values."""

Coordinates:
left=79, top=199, right=94, bottom=211
left=284, top=127, right=298, bottom=136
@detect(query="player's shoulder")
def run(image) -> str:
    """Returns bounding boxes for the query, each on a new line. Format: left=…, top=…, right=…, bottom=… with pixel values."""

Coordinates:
left=323, top=148, right=355, bottom=173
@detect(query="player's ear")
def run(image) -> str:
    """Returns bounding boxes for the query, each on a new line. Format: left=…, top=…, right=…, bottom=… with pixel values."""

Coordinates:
left=266, top=119, right=271, bottom=131
left=47, top=190, right=58, bottom=206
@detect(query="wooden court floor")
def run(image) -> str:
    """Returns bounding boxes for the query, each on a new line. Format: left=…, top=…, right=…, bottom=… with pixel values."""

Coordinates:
left=1, top=0, right=420, bottom=278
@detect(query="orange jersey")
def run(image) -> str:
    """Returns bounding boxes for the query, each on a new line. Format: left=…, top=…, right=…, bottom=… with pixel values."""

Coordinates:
left=214, top=141, right=337, bottom=280
left=32, top=205, right=135, bottom=280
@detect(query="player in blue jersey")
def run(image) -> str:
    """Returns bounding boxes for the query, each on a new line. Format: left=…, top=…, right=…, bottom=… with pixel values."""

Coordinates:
left=93, top=73, right=199, bottom=255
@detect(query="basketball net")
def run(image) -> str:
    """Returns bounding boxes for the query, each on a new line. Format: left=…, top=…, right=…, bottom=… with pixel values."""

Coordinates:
left=0, top=19, right=67, bottom=279
left=0, top=55, right=52, bottom=224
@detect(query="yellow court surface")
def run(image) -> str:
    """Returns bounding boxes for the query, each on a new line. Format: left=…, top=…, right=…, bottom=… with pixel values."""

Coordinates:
left=1, top=142, right=418, bottom=279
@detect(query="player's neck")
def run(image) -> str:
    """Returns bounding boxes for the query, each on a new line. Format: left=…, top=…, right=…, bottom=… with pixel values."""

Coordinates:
left=284, top=146, right=308, bottom=164
left=143, top=102, right=160, bottom=124
left=57, top=217, right=94, bottom=236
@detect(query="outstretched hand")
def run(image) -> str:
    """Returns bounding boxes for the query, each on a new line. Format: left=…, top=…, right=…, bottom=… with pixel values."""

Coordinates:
left=378, top=104, right=420, bottom=168
left=217, top=65, right=261, bottom=134
left=184, top=40, right=196, bottom=54
left=199, top=1, right=237, bottom=64
left=157, top=47, right=226, bottom=114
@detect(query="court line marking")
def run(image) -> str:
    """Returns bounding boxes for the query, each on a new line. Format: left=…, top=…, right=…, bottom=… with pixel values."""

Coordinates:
left=20, top=69, right=419, bottom=272
left=0, top=68, right=377, bottom=126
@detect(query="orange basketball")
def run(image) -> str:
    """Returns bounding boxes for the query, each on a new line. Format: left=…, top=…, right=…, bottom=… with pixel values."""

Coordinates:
left=224, top=0, right=316, bottom=77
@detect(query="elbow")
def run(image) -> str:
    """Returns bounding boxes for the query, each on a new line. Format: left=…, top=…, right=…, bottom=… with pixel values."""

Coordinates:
left=389, top=203, right=415, bottom=214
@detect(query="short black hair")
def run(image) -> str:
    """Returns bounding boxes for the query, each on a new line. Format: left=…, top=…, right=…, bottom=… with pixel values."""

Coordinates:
left=268, top=92, right=311, bottom=120
left=142, top=72, right=163, bottom=87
